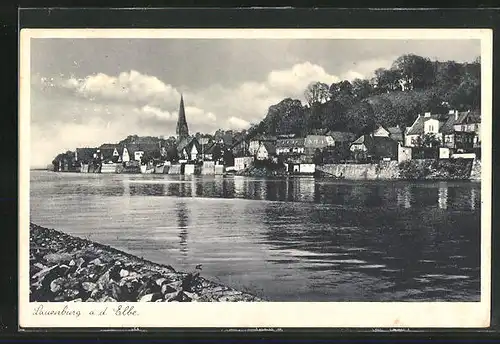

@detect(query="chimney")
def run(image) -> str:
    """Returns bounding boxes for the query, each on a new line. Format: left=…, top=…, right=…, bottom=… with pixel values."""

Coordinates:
left=424, top=112, right=431, bottom=118
left=455, top=110, right=458, bottom=121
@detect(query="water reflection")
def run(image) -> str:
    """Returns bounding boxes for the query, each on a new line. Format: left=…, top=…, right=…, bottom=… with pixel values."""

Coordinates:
left=30, top=172, right=481, bottom=301
left=438, top=184, right=448, bottom=210
left=117, top=176, right=482, bottom=212
left=176, top=202, right=190, bottom=256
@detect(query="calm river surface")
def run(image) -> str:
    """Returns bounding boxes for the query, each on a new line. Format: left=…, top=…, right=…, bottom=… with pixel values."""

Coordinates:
left=29, top=170, right=481, bottom=301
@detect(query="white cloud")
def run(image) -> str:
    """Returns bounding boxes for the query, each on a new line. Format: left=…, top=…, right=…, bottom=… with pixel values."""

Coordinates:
left=138, top=105, right=175, bottom=121
left=61, top=70, right=181, bottom=107
left=227, top=116, right=250, bottom=130
left=267, top=61, right=340, bottom=94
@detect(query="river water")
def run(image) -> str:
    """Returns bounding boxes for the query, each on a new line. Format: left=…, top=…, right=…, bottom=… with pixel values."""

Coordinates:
left=29, top=171, right=481, bottom=301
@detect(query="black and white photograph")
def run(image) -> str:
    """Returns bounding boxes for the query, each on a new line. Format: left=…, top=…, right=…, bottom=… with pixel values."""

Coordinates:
left=19, top=27, right=492, bottom=328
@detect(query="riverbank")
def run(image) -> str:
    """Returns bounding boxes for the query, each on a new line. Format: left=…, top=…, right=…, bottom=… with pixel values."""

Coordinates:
left=29, top=223, right=263, bottom=302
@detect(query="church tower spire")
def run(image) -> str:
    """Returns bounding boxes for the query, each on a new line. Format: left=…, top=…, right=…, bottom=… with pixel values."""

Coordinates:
left=176, top=94, right=189, bottom=140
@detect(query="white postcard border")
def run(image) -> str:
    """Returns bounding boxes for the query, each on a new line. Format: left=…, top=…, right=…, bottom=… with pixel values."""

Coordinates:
left=19, top=28, right=492, bottom=329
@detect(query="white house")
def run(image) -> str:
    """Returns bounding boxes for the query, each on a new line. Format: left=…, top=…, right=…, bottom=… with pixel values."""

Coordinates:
left=190, top=143, right=198, bottom=161
left=234, top=156, right=254, bottom=171
left=122, top=147, right=130, bottom=162
left=256, top=142, right=276, bottom=161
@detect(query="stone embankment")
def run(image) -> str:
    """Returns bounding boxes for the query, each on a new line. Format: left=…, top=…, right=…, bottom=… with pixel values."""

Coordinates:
left=30, top=223, right=262, bottom=302
left=235, top=165, right=288, bottom=177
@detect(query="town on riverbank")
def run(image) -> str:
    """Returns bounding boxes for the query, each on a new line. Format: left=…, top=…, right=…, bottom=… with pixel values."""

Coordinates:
left=48, top=54, right=482, bottom=182
left=49, top=95, right=482, bottom=181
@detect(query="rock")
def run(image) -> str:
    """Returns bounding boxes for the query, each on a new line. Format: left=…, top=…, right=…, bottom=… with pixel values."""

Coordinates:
left=136, top=280, right=159, bottom=299
left=33, top=263, right=48, bottom=271
left=168, top=280, right=183, bottom=291
left=183, top=291, right=199, bottom=300
left=119, top=269, right=129, bottom=278
left=31, top=264, right=58, bottom=281
left=69, top=259, right=76, bottom=266
left=89, top=258, right=103, bottom=266
left=54, top=289, right=80, bottom=301
left=76, top=257, right=86, bottom=268
left=97, top=271, right=110, bottom=289
left=50, top=277, right=65, bottom=293
left=109, top=282, right=122, bottom=301
left=164, top=291, right=180, bottom=302
left=161, top=283, right=177, bottom=295
left=155, top=277, right=167, bottom=286
left=69, top=298, right=82, bottom=302
left=43, top=252, right=73, bottom=265
left=139, top=293, right=154, bottom=302
left=82, top=282, right=97, bottom=292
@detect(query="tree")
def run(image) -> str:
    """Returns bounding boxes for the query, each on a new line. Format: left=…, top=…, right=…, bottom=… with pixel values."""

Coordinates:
left=313, top=148, right=324, bottom=165
left=391, top=54, right=435, bottom=90
left=373, top=68, right=401, bottom=93
left=166, top=145, right=179, bottom=162
left=345, top=101, right=376, bottom=134
left=351, top=78, right=373, bottom=100
left=304, top=82, right=330, bottom=107
left=435, top=60, right=463, bottom=88
left=415, top=133, right=441, bottom=148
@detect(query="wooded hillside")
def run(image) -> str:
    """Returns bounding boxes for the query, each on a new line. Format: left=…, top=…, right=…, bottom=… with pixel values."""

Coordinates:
left=254, top=54, right=481, bottom=138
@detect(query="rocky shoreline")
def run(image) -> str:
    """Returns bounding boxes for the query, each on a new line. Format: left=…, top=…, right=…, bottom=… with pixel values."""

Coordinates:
left=29, top=223, right=263, bottom=302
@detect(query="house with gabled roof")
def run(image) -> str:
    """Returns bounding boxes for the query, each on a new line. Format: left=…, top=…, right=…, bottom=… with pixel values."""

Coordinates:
left=99, top=143, right=121, bottom=163
left=405, top=110, right=481, bottom=150
left=304, top=135, right=335, bottom=156
left=256, top=142, right=277, bottom=161
left=326, top=131, right=357, bottom=147
left=176, top=136, right=201, bottom=162
left=350, top=134, right=399, bottom=161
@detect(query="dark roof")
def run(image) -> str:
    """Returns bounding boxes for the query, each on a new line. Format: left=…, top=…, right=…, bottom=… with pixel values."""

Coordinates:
left=276, top=138, right=305, bottom=148
left=176, top=137, right=194, bottom=154
left=441, top=110, right=481, bottom=134
left=124, top=143, right=160, bottom=156
left=252, top=135, right=277, bottom=142
left=262, top=142, right=276, bottom=155
left=351, top=135, right=398, bottom=158
left=99, top=143, right=118, bottom=150
left=203, top=141, right=221, bottom=154
left=327, top=131, right=356, bottom=142
left=387, top=127, right=404, bottom=142
left=76, top=148, right=97, bottom=162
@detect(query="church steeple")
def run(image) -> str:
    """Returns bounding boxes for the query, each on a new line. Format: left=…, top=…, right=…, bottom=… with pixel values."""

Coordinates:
left=176, top=94, right=189, bottom=140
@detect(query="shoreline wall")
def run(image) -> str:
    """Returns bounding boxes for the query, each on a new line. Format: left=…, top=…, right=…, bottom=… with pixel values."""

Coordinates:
left=316, top=161, right=399, bottom=180
left=317, top=159, right=478, bottom=181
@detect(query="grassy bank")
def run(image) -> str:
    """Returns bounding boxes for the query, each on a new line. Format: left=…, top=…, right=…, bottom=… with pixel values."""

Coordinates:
left=29, top=223, right=263, bottom=302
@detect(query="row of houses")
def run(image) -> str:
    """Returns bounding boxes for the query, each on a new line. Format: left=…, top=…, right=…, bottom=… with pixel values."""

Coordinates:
left=63, top=107, right=481, bottom=174
left=233, top=108, right=481, bottom=170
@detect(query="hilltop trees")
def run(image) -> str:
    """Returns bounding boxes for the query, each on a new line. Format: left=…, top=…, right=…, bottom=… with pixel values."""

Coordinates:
left=304, top=82, right=330, bottom=107
left=253, top=54, right=480, bottom=139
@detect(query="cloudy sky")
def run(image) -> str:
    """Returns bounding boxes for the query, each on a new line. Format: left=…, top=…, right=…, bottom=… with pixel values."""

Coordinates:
left=29, top=38, right=480, bottom=168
